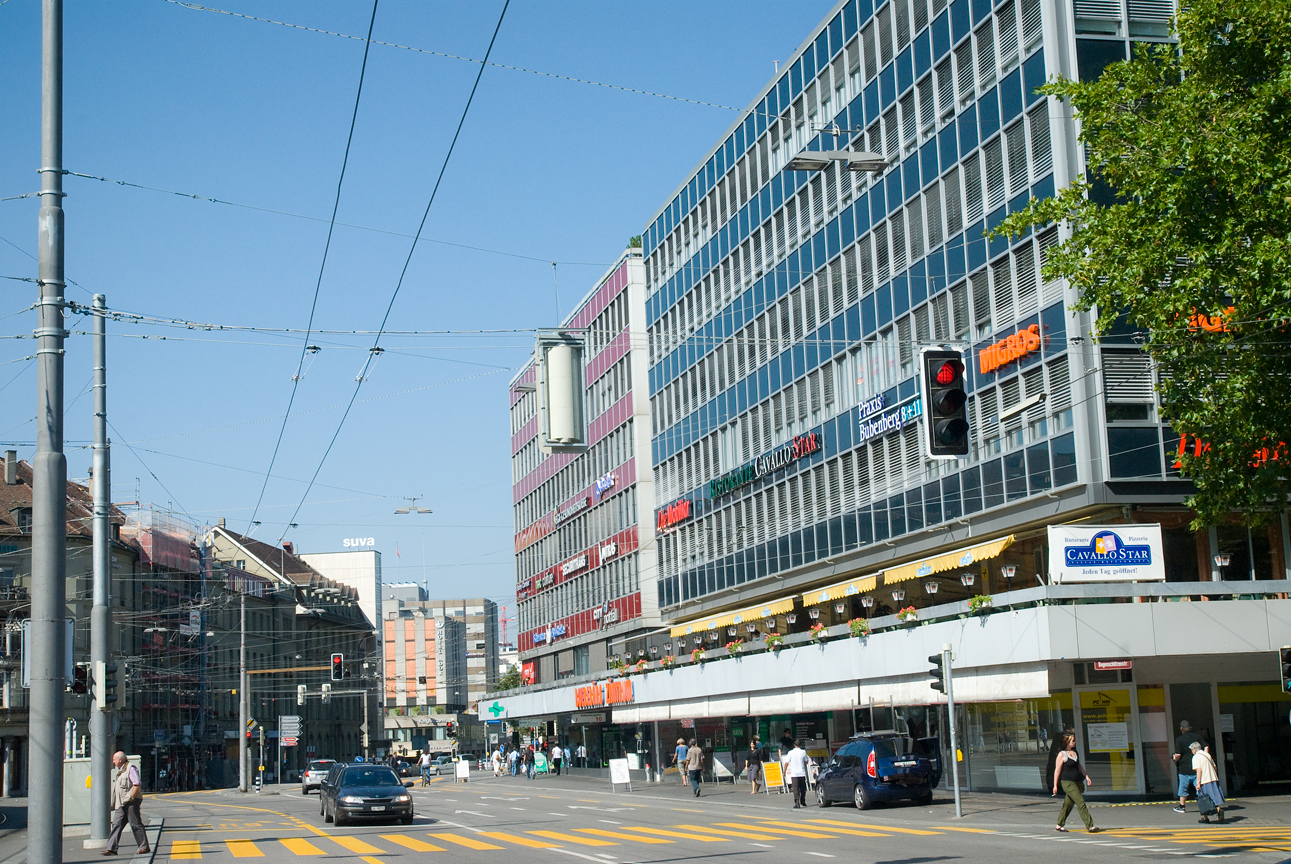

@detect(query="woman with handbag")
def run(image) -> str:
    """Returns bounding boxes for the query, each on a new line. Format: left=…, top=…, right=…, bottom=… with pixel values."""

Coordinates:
left=1190, top=741, right=1226, bottom=823
left=1051, top=734, right=1102, bottom=834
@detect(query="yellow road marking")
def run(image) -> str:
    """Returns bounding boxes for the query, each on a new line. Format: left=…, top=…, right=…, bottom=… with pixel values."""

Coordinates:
left=279, top=838, right=327, bottom=855
left=804, top=818, right=941, bottom=835
left=671, top=808, right=703, bottom=813
left=931, top=826, right=996, bottom=833
left=477, top=832, right=559, bottom=849
left=673, top=824, right=784, bottom=841
left=226, top=841, right=264, bottom=858
left=379, top=835, right=445, bottom=852
left=360, top=857, right=384, bottom=864
left=616, top=827, right=727, bottom=842
left=171, top=840, right=203, bottom=860
left=716, top=822, right=836, bottom=839
left=750, top=819, right=889, bottom=837
left=574, top=828, right=672, bottom=844
left=428, top=834, right=504, bottom=851
left=329, top=837, right=387, bottom=855
left=527, top=830, right=617, bottom=846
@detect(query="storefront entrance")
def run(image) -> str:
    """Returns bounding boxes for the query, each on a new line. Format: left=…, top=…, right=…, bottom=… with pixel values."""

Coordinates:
left=1073, top=685, right=1142, bottom=795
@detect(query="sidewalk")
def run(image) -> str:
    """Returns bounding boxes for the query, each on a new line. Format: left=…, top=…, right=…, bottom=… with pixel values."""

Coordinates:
left=456, top=768, right=1291, bottom=831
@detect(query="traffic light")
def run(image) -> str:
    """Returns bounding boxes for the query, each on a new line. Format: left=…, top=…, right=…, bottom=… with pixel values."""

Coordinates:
left=446, top=721, right=455, bottom=738
left=297, top=684, right=306, bottom=706
left=1280, top=646, right=1291, bottom=693
left=928, top=654, right=946, bottom=693
left=331, top=653, right=344, bottom=681
left=321, top=683, right=332, bottom=704
left=921, top=349, right=970, bottom=458
left=94, top=661, right=118, bottom=709
left=70, top=663, right=89, bottom=694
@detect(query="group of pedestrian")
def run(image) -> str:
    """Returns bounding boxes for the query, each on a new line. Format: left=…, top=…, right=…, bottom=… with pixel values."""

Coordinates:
left=669, top=738, right=707, bottom=796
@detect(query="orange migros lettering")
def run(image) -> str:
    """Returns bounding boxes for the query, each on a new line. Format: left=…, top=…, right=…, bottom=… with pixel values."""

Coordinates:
left=978, top=323, right=1042, bottom=374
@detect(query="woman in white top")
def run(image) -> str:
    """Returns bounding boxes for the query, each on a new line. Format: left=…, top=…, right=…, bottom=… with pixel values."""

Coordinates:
left=1190, top=741, right=1225, bottom=823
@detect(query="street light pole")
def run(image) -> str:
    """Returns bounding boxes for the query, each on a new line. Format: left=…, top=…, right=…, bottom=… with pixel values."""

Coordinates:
left=88, top=295, right=111, bottom=844
left=30, top=1, right=68, bottom=861
left=238, top=593, right=247, bottom=792
left=943, top=642, right=962, bottom=818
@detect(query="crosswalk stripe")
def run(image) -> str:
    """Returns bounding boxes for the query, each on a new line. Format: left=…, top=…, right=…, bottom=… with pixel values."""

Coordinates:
left=527, top=830, right=616, bottom=846
left=750, top=819, right=890, bottom=838
left=226, top=841, right=264, bottom=858
left=673, top=824, right=784, bottom=841
left=803, top=818, right=941, bottom=836
left=379, top=835, right=445, bottom=852
left=171, top=841, right=203, bottom=860
left=279, top=838, right=327, bottom=856
left=574, top=828, right=672, bottom=844
left=329, top=837, right=387, bottom=855
left=715, top=822, right=838, bottom=839
left=931, top=826, right=996, bottom=834
left=616, top=826, right=727, bottom=842
left=476, top=832, right=559, bottom=849
left=428, top=834, right=504, bottom=851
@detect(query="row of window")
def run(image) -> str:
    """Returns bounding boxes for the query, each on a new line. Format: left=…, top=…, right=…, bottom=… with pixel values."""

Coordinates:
left=513, top=420, right=635, bottom=544
left=517, top=554, right=639, bottom=633
left=514, top=480, right=638, bottom=583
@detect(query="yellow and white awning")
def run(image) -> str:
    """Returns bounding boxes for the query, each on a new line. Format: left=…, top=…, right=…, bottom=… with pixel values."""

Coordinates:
left=799, top=572, right=881, bottom=606
left=883, top=535, right=1016, bottom=584
left=668, top=596, right=796, bottom=639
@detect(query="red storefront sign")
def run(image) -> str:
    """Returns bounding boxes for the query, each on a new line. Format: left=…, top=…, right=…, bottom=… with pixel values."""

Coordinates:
left=656, top=498, right=692, bottom=533
left=978, top=323, right=1042, bottom=374
left=1093, top=660, right=1132, bottom=671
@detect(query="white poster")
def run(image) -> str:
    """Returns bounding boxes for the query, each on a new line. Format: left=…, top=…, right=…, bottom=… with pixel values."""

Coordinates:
left=1086, top=722, right=1129, bottom=752
left=455, top=759, right=470, bottom=780
left=1048, top=524, right=1165, bottom=583
left=608, top=758, right=631, bottom=785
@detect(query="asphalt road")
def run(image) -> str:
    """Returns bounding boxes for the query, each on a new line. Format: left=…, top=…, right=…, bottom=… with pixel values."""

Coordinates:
left=67, top=773, right=1291, bottom=864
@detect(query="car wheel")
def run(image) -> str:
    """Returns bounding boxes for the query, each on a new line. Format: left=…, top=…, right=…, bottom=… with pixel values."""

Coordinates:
left=301, top=786, right=308, bottom=796
left=916, top=786, right=934, bottom=806
left=816, top=789, right=831, bottom=807
left=400, top=815, right=414, bottom=825
left=853, top=783, right=872, bottom=810
left=323, top=802, right=333, bottom=824
left=333, top=810, right=346, bottom=827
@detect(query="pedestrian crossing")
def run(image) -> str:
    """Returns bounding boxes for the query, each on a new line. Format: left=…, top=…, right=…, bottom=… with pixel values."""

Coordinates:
left=157, top=816, right=1291, bottom=858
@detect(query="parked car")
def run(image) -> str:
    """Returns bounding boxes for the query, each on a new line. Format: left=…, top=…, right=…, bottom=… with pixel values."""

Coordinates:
left=430, top=755, right=454, bottom=775
left=320, top=764, right=413, bottom=826
left=814, top=734, right=942, bottom=809
left=456, top=753, right=479, bottom=771
left=301, top=759, right=337, bottom=795
left=391, top=758, right=418, bottom=778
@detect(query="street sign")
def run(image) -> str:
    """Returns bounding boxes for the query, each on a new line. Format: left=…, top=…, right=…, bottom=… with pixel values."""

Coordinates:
left=153, top=729, right=164, bottom=744
left=281, top=736, right=298, bottom=747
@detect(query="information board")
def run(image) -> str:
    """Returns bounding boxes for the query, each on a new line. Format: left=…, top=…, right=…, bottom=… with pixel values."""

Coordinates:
left=1048, top=524, right=1165, bottom=583
left=455, top=759, right=470, bottom=781
left=1086, top=722, right=1130, bottom=752
left=608, top=757, right=632, bottom=792
left=761, top=760, right=784, bottom=792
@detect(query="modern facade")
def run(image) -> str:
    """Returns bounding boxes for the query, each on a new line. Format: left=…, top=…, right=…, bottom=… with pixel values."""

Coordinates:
left=487, top=0, right=1291, bottom=793
left=383, top=597, right=498, bottom=713
left=509, top=249, right=658, bottom=684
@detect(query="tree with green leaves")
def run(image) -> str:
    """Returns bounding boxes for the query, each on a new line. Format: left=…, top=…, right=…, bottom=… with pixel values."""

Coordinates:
left=496, top=663, right=522, bottom=691
left=997, top=0, right=1291, bottom=527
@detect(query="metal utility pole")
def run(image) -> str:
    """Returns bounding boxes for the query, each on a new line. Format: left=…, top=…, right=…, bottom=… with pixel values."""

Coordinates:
left=31, top=0, right=67, bottom=861
left=238, top=594, right=247, bottom=792
left=88, top=295, right=110, bottom=844
left=943, top=642, right=962, bottom=818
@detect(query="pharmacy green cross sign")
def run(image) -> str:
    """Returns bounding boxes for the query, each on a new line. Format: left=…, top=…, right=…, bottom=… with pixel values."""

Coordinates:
left=488, top=701, right=505, bottom=717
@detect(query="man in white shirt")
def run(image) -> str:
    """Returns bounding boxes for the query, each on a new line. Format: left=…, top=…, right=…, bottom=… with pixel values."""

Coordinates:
left=576, top=742, right=587, bottom=768
left=550, top=744, right=563, bottom=776
left=417, top=751, right=433, bottom=786
left=786, top=740, right=810, bottom=809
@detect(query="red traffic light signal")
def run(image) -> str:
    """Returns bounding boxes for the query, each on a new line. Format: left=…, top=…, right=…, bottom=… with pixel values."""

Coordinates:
left=330, top=653, right=344, bottom=681
left=922, top=349, right=970, bottom=459
left=935, top=359, right=962, bottom=385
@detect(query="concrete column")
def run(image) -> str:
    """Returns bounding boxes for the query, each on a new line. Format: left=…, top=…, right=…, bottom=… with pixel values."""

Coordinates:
left=2, top=737, right=10, bottom=797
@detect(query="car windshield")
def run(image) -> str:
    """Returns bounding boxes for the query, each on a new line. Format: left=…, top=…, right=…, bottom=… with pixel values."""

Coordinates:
left=308, top=761, right=335, bottom=771
left=341, top=767, right=399, bottom=786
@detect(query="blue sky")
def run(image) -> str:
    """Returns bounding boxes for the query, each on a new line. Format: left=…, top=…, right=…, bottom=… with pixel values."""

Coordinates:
left=0, top=0, right=834, bottom=625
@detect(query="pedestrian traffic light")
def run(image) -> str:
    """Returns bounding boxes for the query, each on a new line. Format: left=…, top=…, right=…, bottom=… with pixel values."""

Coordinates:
left=330, top=653, right=344, bottom=681
left=94, top=661, right=118, bottom=709
left=321, top=683, right=332, bottom=704
left=1280, top=646, right=1291, bottom=693
left=921, top=349, right=970, bottom=459
left=446, top=722, right=455, bottom=738
left=297, top=684, right=307, bottom=706
left=928, top=654, right=946, bottom=693
left=69, top=662, right=89, bottom=694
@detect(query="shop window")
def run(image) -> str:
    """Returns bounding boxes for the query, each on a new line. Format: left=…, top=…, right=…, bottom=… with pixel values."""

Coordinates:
left=1108, top=427, right=1162, bottom=479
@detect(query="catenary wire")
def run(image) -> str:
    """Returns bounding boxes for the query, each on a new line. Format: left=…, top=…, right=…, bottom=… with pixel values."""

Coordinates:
left=249, top=0, right=380, bottom=534
left=276, top=0, right=513, bottom=546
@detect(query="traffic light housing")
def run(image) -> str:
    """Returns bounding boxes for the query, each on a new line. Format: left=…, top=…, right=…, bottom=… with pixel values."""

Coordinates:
left=321, top=683, right=332, bottom=704
left=446, top=721, right=456, bottom=738
left=921, top=349, right=970, bottom=458
left=1280, top=646, right=1291, bottom=693
left=331, top=653, right=344, bottom=681
left=297, top=684, right=307, bottom=706
left=94, top=661, right=118, bottom=709
left=70, top=662, right=89, bottom=694
left=928, top=654, right=946, bottom=693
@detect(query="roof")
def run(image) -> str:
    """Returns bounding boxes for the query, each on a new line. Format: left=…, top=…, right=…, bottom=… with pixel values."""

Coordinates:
left=211, top=526, right=358, bottom=599
left=0, top=459, right=126, bottom=539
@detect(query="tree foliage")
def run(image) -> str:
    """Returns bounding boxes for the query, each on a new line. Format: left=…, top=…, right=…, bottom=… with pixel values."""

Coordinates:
left=998, top=0, right=1291, bottom=526
left=496, top=663, right=522, bottom=691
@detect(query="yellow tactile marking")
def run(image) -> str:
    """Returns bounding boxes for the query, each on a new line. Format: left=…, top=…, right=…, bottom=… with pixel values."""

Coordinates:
left=170, top=840, right=203, bottom=860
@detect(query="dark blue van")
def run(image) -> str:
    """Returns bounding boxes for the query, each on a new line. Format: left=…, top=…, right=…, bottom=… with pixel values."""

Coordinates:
left=815, top=734, right=942, bottom=809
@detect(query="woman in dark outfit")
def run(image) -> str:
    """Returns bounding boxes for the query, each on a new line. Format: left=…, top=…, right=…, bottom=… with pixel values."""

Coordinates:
left=1052, top=733, right=1102, bottom=833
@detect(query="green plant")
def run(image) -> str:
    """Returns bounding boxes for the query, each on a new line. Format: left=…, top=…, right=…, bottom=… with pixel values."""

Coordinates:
left=967, top=594, right=994, bottom=614
left=847, top=618, right=871, bottom=637
left=691, top=648, right=704, bottom=664
left=496, top=664, right=522, bottom=691
left=896, top=605, right=918, bottom=623
left=660, top=654, right=676, bottom=669
left=634, top=659, right=648, bottom=674
left=808, top=622, right=827, bottom=642
left=726, top=639, right=744, bottom=656
left=764, top=633, right=784, bottom=649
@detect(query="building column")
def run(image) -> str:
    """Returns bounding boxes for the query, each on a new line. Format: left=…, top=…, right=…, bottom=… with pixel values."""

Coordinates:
left=1, top=737, right=10, bottom=797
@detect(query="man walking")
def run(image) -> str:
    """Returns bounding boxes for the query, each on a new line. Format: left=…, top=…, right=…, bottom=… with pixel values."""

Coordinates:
left=576, top=741, right=587, bottom=768
left=673, top=738, right=688, bottom=785
left=550, top=743, right=563, bottom=776
left=1173, top=720, right=1204, bottom=812
left=786, top=739, right=810, bottom=808
left=508, top=747, right=519, bottom=777
left=101, top=751, right=147, bottom=856
left=686, top=739, right=704, bottom=797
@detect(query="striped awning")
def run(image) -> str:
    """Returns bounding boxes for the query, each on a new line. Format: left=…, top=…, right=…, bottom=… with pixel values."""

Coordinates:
left=883, top=535, right=1016, bottom=584
left=800, top=572, right=882, bottom=606
left=668, top=596, right=796, bottom=639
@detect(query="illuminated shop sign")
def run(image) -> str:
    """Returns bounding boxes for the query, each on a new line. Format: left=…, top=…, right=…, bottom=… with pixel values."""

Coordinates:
left=978, top=323, right=1042, bottom=374
left=535, top=573, right=556, bottom=590
left=1047, top=525, right=1165, bottom=583
left=574, top=678, right=635, bottom=709
left=656, top=498, right=692, bottom=533
left=521, top=662, right=535, bottom=684
left=857, top=395, right=923, bottom=444
left=555, top=496, right=590, bottom=525
left=594, top=472, right=617, bottom=500
left=709, top=433, right=822, bottom=499
left=532, top=624, right=567, bottom=645
left=593, top=605, right=620, bottom=626
left=599, top=542, right=618, bottom=561
left=560, top=554, right=589, bottom=577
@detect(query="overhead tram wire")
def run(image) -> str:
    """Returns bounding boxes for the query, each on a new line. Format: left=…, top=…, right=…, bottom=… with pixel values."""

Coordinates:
left=277, top=0, right=512, bottom=547
left=248, top=0, right=379, bottom=534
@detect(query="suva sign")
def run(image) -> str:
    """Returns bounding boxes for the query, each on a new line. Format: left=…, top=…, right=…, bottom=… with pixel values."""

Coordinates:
left=342, top=537, right=376, bottom=548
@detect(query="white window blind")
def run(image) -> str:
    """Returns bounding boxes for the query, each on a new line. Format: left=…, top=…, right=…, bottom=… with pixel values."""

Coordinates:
left=1102, top=352, right=1154, bottom=402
